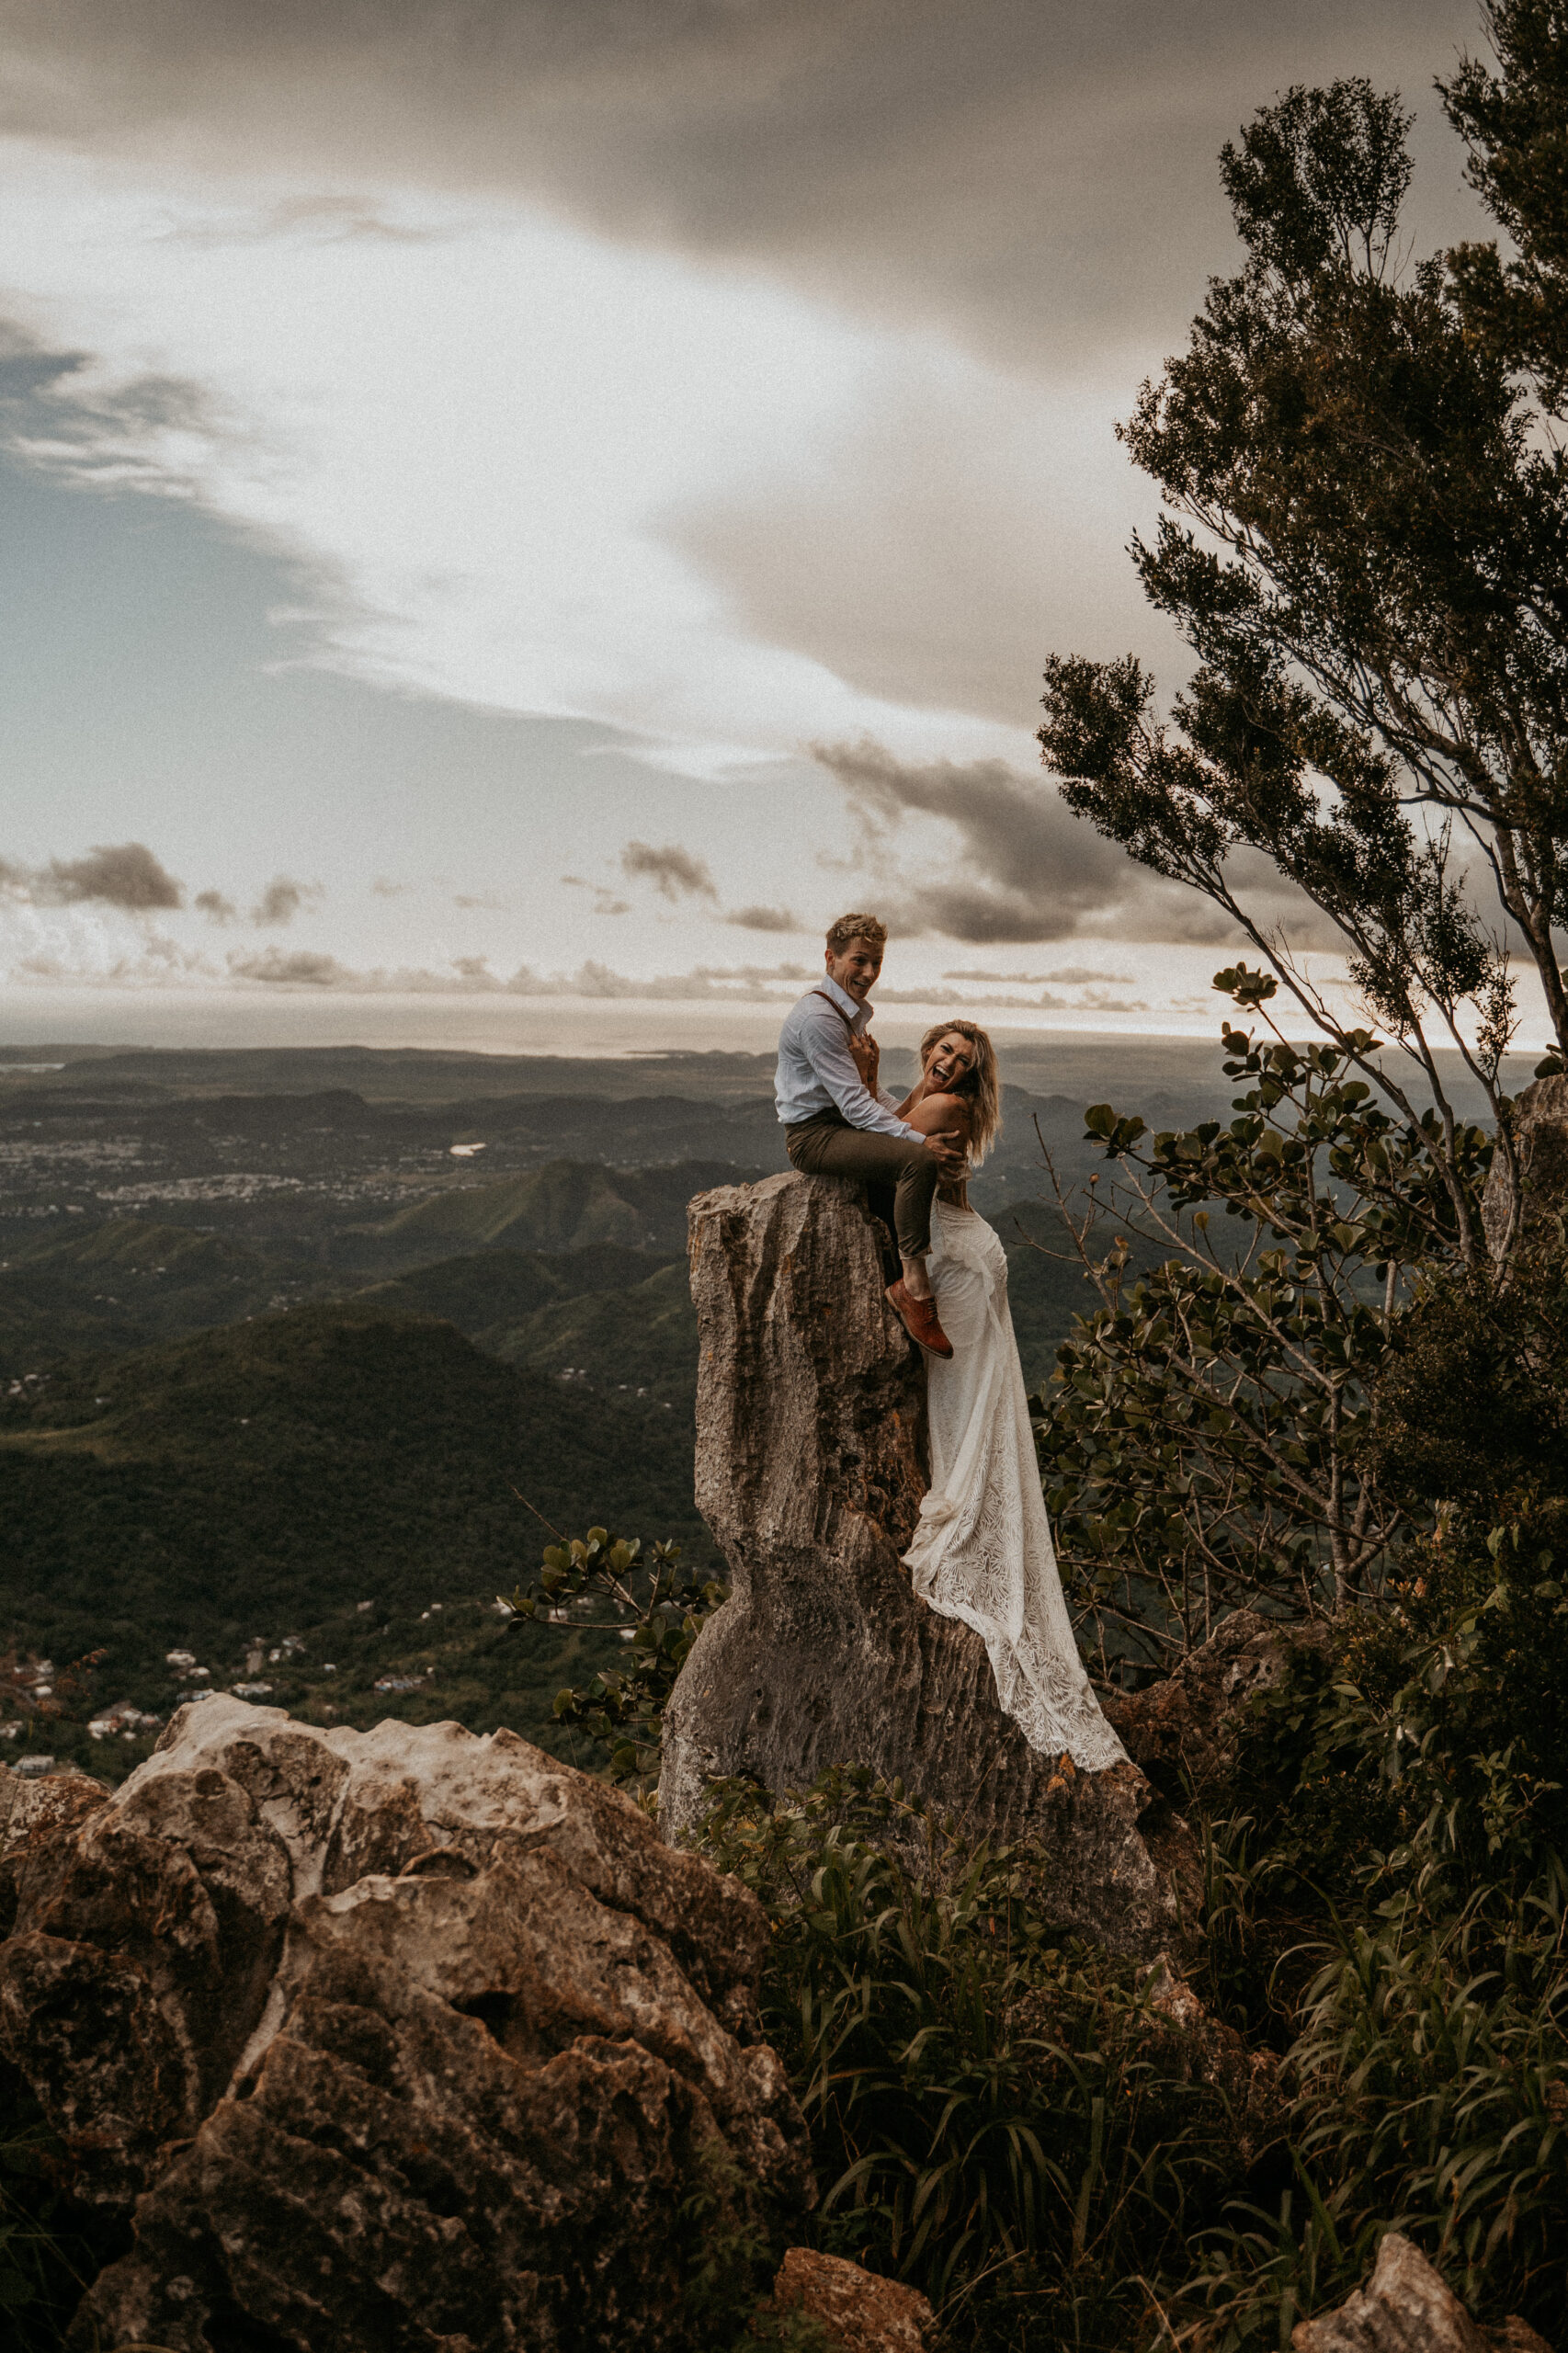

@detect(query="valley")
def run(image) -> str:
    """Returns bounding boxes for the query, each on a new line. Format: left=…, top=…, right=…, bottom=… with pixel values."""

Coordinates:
left=0, top=1035, right=1229, bottom=1782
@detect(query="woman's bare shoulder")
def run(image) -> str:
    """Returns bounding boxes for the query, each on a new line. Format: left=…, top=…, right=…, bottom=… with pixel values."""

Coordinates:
left=902, top=1090, right=971, bottom=1136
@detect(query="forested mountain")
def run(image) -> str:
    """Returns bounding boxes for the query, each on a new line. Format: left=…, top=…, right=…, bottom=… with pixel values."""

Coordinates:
left=0, top=1040, right=1165, bottom=1783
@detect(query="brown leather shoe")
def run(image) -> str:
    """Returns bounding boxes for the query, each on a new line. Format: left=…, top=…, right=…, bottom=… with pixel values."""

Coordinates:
left=885, top=1279, right=953, bottom=1358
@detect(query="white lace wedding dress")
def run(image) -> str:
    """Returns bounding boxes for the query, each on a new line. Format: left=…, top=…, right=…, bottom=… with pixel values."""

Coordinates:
left=903, top=1198, right=1128, bottom=1770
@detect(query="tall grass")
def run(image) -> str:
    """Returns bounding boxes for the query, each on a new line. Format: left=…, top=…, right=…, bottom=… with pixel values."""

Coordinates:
left=700, top=1772, right=1256, bottom=2349
left=695, top=1733, right=1568, bottom=2350
left=0, top=2094, right=106, bottom=2353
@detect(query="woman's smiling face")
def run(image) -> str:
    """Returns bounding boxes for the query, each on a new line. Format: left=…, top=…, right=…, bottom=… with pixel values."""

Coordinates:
left=925, top=1030, right=975, bottom=1092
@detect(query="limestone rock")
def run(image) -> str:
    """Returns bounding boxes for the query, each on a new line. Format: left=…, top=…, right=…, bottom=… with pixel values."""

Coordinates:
left=1104, top=1608, right=1335, bottom=1809
left=1483, top=1074, right=1568, bottom=1261
left=660, top=1172, right=1196, bottom=1960
left=0, top=1699, right=812, bottom=2351
left=0, top=1761, right=109, bottom=1936
left=773, top=2247, right=937, bottom=2350
left=1291, top=2232, right=1554, bottom=2353
left=1133, top=1961, right=1287, bottom=2167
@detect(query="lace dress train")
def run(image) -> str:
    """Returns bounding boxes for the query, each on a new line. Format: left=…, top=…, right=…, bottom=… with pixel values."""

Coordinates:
left=903, top=1199, right=1127, bottom=1771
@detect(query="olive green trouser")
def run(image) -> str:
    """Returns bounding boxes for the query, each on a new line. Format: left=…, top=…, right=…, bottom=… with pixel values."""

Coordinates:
left=783, top=1106, right=937, bottom=1261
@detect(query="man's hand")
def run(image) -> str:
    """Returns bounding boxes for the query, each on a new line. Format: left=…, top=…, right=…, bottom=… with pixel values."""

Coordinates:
left=925, top=1131, right=968, bottom=1181
left=848, top=1029, right=881, bottom=1094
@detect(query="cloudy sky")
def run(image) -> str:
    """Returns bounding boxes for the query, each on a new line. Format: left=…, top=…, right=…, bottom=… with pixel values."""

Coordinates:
left=0, top=0, right=1498, bottom=1044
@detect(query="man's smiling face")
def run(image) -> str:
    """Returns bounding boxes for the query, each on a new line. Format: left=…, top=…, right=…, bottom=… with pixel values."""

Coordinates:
left=825, top=936, right=884, bottom=1004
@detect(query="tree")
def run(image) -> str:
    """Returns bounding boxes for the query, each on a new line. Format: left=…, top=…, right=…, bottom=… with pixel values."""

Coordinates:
left=1034, top=968, right=1492, bottom=1673
left=1443, top=1, right=1568, bottom=415
left=1038, top=50, right=1568, bottom=1265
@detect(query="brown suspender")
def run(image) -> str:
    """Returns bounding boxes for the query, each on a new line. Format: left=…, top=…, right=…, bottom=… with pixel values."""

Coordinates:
left=810, top=987, right=860, bottom=1040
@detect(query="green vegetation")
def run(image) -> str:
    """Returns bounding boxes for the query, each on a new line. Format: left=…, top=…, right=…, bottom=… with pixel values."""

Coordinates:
left=377, top=1155, right=756, bottom=1255
left=517, top=1489, right=1568, bottom=2346
left=1039, top=977, right=1492, bottom=1674
left=1040, top=63, right=1558, bottom=1206
left=499, top=1525, right=729, bottom=1781
left=0, top=1217, right=315, bottom=1370
left=698, top=1773, right=1233, bottom=2344
left=353, top=1239, right=673, bottom=1329
left=485, top=1257, right=699, bottom=1407
left=0, top=1302, right=715, bottom=1779
left=355, top=1244, right=699, bottom=1405
left=0, top=1182, right=1112, bottom=1787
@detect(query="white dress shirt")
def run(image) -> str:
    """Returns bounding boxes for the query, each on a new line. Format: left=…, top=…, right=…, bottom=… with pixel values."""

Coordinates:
left=774, top=976, right=921, bottom=1138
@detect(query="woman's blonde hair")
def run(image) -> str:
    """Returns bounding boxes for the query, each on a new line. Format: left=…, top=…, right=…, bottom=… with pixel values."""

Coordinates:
left=919, top=1018, right=1001, bottom=1165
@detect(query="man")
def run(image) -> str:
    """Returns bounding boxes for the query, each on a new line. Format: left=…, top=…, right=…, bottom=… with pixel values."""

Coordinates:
left=776, top=913, right=963, bottom=1356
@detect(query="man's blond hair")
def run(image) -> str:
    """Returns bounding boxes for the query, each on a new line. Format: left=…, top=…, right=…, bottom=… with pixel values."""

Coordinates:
left=824, top=912, right=888, bottom=956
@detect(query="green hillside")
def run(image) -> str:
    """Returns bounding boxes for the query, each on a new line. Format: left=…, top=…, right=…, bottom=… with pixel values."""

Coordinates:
left=0, top=1218, right=311, bottom=1373
left=0, top=1302, right=711, bottom=1778
left=0, top=1190, right=1150, bottom=1792
left=484, top=1257, right=699, bottom=1408
left=379, top=1155, right=760, bottom=1254
left=353, top=1242, right=676, bottom=1331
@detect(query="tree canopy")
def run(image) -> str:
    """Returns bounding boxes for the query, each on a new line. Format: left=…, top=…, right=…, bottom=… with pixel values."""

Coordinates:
left=1039, top=17, right=1568, bottom=1260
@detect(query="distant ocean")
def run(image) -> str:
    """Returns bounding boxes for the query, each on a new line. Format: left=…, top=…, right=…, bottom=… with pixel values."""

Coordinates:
left=0, top=984, right=1241, bottom=1061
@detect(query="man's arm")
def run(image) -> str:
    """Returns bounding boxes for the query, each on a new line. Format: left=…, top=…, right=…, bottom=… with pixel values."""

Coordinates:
left=800, top=1002, right=921, bottom=1139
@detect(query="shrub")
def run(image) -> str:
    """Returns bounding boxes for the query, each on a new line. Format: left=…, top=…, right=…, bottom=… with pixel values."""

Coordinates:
left=699, top=1771, right=1260, bottom=2350
left=496, top=1524, right=726, bottom=1783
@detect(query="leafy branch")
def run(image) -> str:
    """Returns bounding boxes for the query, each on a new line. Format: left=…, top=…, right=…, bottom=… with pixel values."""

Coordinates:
left=497, top=1525, right=727, bottom=1784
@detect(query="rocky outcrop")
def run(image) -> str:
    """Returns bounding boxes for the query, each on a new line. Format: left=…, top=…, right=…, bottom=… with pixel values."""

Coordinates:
left=1105, top=1607, right=1335, bottom=1809
left=660, top=1172, right=1197, bottom=1959
left=0, top=1699, right=812, bottom=2352
left=1291, top=2231, right=1554, bottom=2352
left=1126, top=1959, right=1287, bottom=2168
left=0, top=1762, right=110, bottom=1936
left=773, top=2247, right=937, bottom=2350
left=1483, top=1074, right=1568, bottom=1261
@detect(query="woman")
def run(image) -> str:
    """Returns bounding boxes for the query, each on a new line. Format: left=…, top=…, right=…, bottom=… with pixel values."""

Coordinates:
left=893, top=1021, right=1127, bottom=1771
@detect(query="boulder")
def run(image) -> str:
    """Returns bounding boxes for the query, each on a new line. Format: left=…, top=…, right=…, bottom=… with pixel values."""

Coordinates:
left=0, top=1700, right=812, bottom=2352
left=1291, top=2232, right=1554, bottom=2353
left=660, top=1173, right=1196, bottom=1960
left=1104, top=1607, right=1335, bottom=1809
left=1132, top=1959, right=1287, bottom=2169
left=773, top=2247, right=937, bottom=2350
left=0, top=1763, right=110, bottom=1936
left=1483, top=1074, right=1568, bottom=1261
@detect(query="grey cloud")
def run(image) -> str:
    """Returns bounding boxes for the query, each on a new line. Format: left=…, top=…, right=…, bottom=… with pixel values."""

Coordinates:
left=6, top=351, right=234, bottom=497
left=170, top=193, right=447, bottom=247
left=812, top=737, right=1339, bottom=949
left=227, top=947, right=346, bottom=985
left=194, top=888, right=237, bottom=923
left=0, top=3, right=1483, bottom=368
left=9, top=930, right=218, bottom=983
left=219, top=949, right=818, bottom=997
left=562, top=875, right=631, bottom=912
left=620, top=839, right=718, bottom=904
left=812, top=737, right=1150, bottom=943
left=538, top=960, right=815, bottom=999
left=724, top=904, right=799, bottom=933
left=7, top=840, right=187, bottom=911
left=0, top=7, right=1486, bottom=771
left=251, top=874, right=323, bottom=926
left=662, top=366, right=1157, bottom=732
left=943, top=965, right=1134, bottom=984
